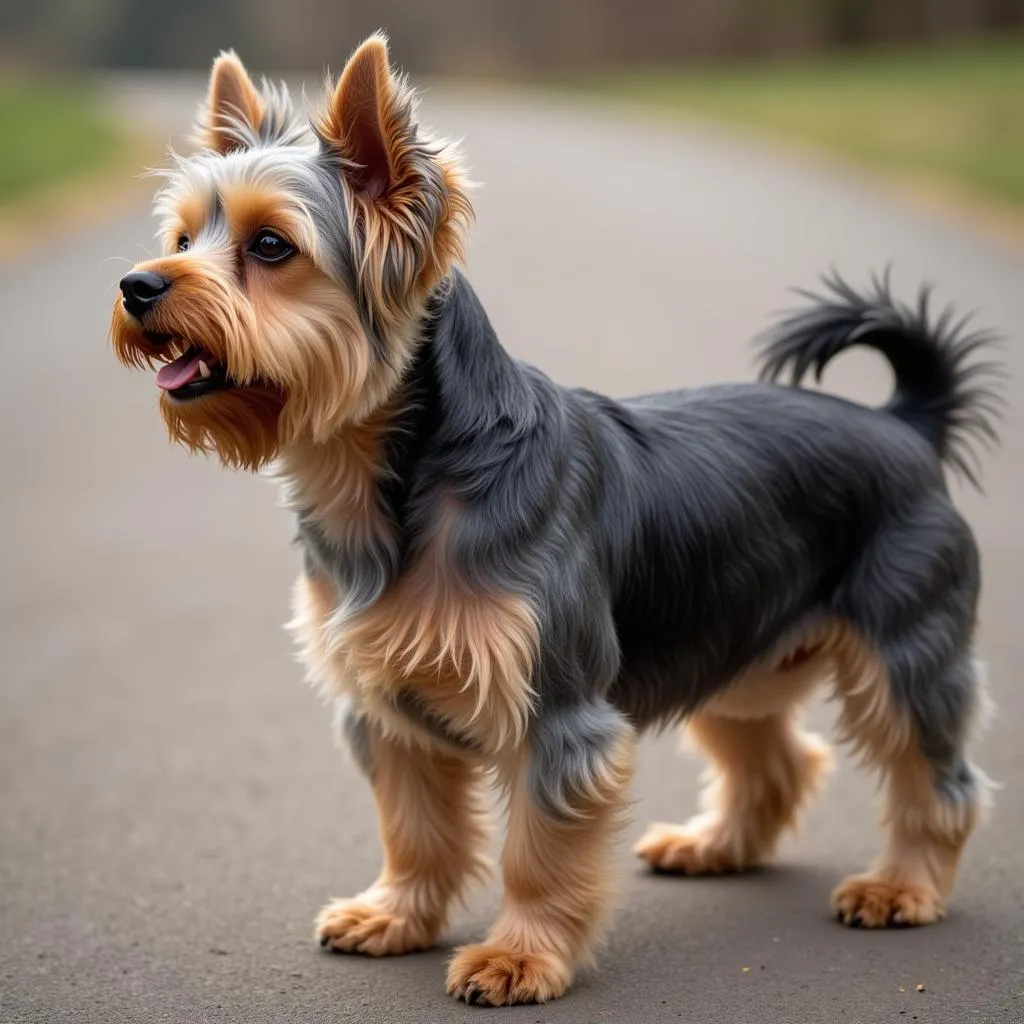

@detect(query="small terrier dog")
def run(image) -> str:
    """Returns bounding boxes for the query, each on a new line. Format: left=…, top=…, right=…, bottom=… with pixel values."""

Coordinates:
left=111, top=35, right=1001, bottom=1006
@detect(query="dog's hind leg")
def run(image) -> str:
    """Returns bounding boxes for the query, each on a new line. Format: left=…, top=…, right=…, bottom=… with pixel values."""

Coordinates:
left=829, top=630, right=990, bottom=927
left=635, top=696, right=832, bottom=874
left=829, top=502, right=991, bottom=927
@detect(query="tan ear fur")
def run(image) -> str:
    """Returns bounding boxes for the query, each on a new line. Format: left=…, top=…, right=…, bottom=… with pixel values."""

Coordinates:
left=200, top=51, right=265, bottom=154
left=318, top=34, right=404, bottom=198
left=315, top=33, right=474, bottom=330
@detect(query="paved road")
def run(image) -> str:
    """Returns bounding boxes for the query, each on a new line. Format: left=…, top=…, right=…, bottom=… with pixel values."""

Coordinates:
left=2, top=81, right=1023, bottom=1024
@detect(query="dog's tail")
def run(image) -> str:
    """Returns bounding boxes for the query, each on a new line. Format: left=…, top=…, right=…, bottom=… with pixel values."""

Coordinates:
left=756, top=271, right=1004, bottom=488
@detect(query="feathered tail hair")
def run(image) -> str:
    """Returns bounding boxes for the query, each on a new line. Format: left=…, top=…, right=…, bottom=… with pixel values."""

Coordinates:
left=757, top=271, right=1005, bottom=488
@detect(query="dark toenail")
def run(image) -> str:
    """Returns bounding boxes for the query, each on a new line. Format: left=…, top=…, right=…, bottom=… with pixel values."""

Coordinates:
left=319, top=935, right=330, bottom=947
left=850, top=914, right=863, bottom=928
left=465, top=984, right=482, bottom=1006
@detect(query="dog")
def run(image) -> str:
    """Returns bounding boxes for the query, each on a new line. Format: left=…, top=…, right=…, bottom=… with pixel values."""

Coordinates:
left=110, top=34, right=1002, bottom=1006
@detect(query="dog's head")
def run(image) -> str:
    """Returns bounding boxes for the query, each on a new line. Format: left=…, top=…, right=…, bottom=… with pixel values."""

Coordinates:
left=111, top=35, right=472, bottom=470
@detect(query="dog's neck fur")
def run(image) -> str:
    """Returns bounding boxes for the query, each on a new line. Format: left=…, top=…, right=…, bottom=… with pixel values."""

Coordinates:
left=276, top=271, right=540, bottom=606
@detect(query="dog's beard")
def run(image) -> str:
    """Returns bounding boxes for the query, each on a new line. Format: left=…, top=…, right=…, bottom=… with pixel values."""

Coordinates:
left=110, top=253, right=409, bottom=467
left=160, top=385, right=286, bottom=471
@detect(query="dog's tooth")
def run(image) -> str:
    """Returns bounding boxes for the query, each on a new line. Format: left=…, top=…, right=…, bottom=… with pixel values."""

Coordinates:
left=198, top=360, right=211, bottom=379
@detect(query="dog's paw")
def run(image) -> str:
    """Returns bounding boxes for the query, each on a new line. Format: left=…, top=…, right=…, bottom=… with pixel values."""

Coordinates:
left=446, top=944, right=572, bottom=1006
left=634, top=819, right=751, bottom=874
left=315, top=896, right=437, bottom=956
left=832, top=874, right=944, bottom=928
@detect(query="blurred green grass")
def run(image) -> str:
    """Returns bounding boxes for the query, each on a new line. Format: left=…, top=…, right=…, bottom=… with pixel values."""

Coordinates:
left=0, top=81, right=126, bottom=206
left=582, top=38, right=1024, bottom=208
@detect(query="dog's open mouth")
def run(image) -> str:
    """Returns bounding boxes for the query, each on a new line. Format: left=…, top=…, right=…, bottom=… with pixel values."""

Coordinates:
left=154, top=343, right=233, bottom=401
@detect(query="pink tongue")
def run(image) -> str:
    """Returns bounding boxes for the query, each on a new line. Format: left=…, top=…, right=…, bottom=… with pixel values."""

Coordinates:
left=156, top=353, right=203, bottom=391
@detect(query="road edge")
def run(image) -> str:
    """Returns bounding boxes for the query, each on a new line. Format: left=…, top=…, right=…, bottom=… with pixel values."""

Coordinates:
left=537, top=84, right=1024, bottom=258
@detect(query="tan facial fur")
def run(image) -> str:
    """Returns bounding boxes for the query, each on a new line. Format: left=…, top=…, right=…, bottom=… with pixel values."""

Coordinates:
left=110, top=180, right=389, bottom=469
left=112, top=36, right=471, bottom=474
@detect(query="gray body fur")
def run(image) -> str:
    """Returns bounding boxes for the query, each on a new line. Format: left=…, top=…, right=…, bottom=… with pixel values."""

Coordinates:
left=210, top=63, right=999, bottom=823
left=315, top=271, right=999, bottom=822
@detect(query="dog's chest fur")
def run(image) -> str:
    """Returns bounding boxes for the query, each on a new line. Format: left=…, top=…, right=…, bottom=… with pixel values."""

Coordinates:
left=282, top=433, right=538, bottom=756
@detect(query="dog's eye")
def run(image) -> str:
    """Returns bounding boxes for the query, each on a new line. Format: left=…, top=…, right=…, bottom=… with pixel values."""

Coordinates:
left=177, top=235, right=190, bottom=253
left=249, top=230, right=294, bottom=264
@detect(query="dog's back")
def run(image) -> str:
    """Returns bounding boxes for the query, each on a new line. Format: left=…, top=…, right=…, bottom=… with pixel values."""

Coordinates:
left=590, top=379, right=959, bottom=723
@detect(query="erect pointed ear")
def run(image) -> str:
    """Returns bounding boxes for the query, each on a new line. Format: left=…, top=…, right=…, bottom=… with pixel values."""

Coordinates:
left=315, top=33, right=473, bottom=327
left=199, top=51, right=264, bottom=154
left=317, top=33, right=411, bottom=199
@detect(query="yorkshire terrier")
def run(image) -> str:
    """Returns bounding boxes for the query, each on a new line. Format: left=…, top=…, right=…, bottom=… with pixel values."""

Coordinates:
left=111, top=34, right=1001, bottom=1006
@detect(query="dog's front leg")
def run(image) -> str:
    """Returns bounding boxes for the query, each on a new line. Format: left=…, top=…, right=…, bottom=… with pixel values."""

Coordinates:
left=316, top=717, right=489, bottom=956
left=447, top=701, right=635, bottom=1006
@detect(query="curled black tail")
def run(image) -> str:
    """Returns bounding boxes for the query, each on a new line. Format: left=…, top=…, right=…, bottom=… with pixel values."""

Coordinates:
left=757, top=271, right=1005, bottom=488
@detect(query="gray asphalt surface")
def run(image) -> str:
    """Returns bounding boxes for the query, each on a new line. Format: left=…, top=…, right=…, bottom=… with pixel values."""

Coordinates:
left=2, top=81, right=1023, bottom=1024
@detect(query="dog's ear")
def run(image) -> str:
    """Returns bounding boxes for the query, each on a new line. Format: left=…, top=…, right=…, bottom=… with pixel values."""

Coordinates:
left=199, top=51, right=265, bottom=154
left=317, top=33, right=417, bottom=200
left=316, top=33, right=472, bottom=326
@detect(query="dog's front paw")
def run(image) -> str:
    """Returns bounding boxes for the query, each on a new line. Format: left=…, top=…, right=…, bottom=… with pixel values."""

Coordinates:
left=832, top=874, right=944, bottom=928
left=634, top=818, right=751, bottom=874
left=315, top=896, right=438, bottom=955
left=446, top=944, right=572, bottom=1006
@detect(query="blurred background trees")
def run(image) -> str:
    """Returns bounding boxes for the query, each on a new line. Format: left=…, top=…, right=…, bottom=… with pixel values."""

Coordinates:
left=2, top=0, right=1022, bottom=73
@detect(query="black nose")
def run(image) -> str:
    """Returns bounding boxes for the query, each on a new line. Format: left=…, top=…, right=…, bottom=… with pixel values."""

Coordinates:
left=119, top=270, right=172, bottom=320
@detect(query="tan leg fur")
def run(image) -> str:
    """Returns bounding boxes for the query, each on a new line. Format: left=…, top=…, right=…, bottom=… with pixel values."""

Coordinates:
left=830, top=629, right=984, bottom=927
left=447, top=734, right=635, bottom=1006
left=316, top=730, right=489, bottom=955
left=635, top=709, right=832, bottom=873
